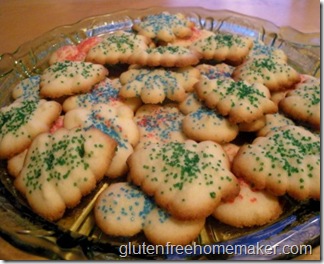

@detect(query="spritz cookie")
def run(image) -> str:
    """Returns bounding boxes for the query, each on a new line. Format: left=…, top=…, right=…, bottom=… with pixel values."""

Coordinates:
left=232, top=55, right=301, bottom=91
left=134, top=104, right=187, bottom=149
left=127, top=45, right=201, bottom=67
left=40, top=61, right=108, bottom=98
left=119, top=67, right=200, bottom=104
left=94, top=182, right=205, bottom=245
left=85, top=31, right=152, bottom=65
left=195, top=77, right=277, bottom=124
left=190, top=33, right=253, bottom=65
left=12, top=75, right=40, bottom=101
left=279, top=75, right=320, bottom=129
left=64, top=102, right=139, bottom=178
left=232, top=125, right=320, bottom=201
left=0, top=99, right=61, bottom=159
left=213, top=178, right=283, bottom=228
left=132, top=12, right=195, bottom=43
left=62, top=78, right=141, bottom=112
left=128, top=140, right=240, bottom=220
left=14, top=127, right=116, bottom=221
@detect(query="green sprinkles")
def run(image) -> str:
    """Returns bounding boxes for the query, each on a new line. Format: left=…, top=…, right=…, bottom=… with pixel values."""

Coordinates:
left=23, top=131, right=92, bottom=194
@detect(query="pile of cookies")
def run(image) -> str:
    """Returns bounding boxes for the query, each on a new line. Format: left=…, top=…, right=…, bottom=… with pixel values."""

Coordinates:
left=0, top=12, right=320, bottom=246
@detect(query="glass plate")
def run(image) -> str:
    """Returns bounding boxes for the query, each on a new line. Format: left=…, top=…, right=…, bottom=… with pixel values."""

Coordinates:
left=0, top=6, right=320, bottom=260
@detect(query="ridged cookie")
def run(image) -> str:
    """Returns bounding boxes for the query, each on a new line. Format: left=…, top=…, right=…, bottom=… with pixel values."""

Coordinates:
left=62, top=78, right=141, bottom=112
left=132, top=12, right=195, bottom=43
left=180, top=90, right=239, bottom=143
left=40, top=61, right=108, bottom=98
left=232, top=55, right=301, bottom=91
left=64, top=102, right=139, bottom=178
left=128, top=140, right=240, bottom=220
left=195, top=77, right=278, bottom=124
left=279, top=75, right=320, bottom=130
left=94, top=182, right=205, bottom=245
left=213, top=178, right=283, bottom=228
left=14, top=127, right=117, bottom=221
left=12, top=75, right=40, bottom=101
left=232, top=125, right=320, bottom=201
left=190, top=33, right=253, bottom=65
left=0, top=99, right=62, bottom=159
left=134, top=104, right=187, bottom=149
left=85, top=31, right=152, bottom=65
left=127, top=45, right=201, bottom=67
left=119, top=67, right=200, bottom=104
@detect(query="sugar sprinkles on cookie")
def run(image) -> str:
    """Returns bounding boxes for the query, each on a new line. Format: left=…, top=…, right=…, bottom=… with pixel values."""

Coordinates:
left=0, top=10, right=320, bottom=248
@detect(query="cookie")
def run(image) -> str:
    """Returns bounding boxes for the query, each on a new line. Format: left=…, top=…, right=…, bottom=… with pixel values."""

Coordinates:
left=195, top=77, right=278, bottom=124
left=8, top=115, right=65, bottom=178
left=62, top=78, right=141, bottom=112
left=279, top=75, right=320, bottom=129
left=12, top=75, right=40, bottom=101
left=232, top=55, right=301, bottom=91
left=248, top=39, right=287, bottom=61
left=178, top=92, right=202, bottom=115
left=232, top=125, right=320, bottom=201
left=49, top=36, right=103, bottom=65
left=170, top=27, right=214, bottom=47
left=40, top=61, right=108, bottom=98
left=238, top=116, right=266, bottom=132
left=196, top=63, right=234, bottom=80
left=213, top=178, right=283, bottom=228
left=127, top=45, right=201, bottom=67
left=270, top=90, right=291, bottom=105
left=132, top=12, right=195, bottom=43
left=182, top=107, right=239, bottom=143
left=190, top=33, right=253, bottom=65
left=221, top=143, right=240, bottom=163
left=128, top=140, right=240, bottom=220
left=0, top=99, right=62, bottom=159
left=14, top=127, right=117, bottom=221
left=85, top=31, right=152, bottom=65
left=256, top=113, right=295, bottom=137
left=7, top=149, right=28, bottom=178
left=134, top=104, right=187, bottom=149
left=94, top=182, right=205, bottom=245
left=64, top=102, right=139, bottom=178
left=119, top=67, right=200, bottom=104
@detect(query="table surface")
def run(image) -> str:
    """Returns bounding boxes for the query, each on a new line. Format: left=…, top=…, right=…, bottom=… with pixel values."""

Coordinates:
left=0, top=0, right=320, bottom=260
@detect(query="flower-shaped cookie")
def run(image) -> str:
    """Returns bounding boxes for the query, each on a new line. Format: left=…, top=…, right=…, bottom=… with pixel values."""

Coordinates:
left=12, top=75, right=40, bottom=101
left=0, top=99, right=61, bottom=159
left=179, top=92, right=239, bottom=143
left=14, top=127, right=117, bottom=221
left=256, top=113, right=295, bottom=137
left=63, top=78, right=141, bottom=112
left=195, top=78, right=278, bottom=124
left=213, top=178, right=283, bottom=228
left=232, top=55, right=301, bottom=91
left=132, top=12, right=195, bottom=42
left=232, top=125, right=320, bottom=201
left=94, top=182, right=205, bottom=245
left=134, top=104, right=187, bottom=149
left=64, top=102, right=139, bottom=178
left=119, top=67, right=200, bottom=104
left=40, top=61, right=108, bottom=98
left=128, top=140, right=240, bottom=220
left=190, top=33, right=253, bottom=65
left=127, top=45, right=201, bottom=67
left=85, top=31, right=152, bottom=65
left=279, top=75, right=320, bottom=130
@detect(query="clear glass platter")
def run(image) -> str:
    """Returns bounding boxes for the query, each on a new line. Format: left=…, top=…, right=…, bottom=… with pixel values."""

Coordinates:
left=0, top=6, right=320, bottom=260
